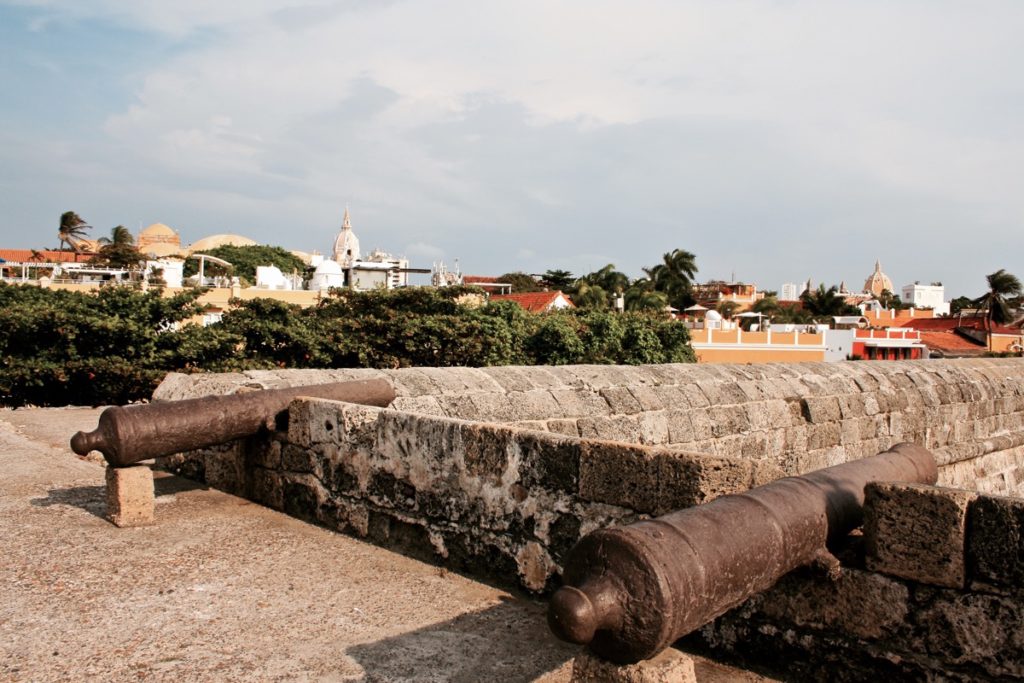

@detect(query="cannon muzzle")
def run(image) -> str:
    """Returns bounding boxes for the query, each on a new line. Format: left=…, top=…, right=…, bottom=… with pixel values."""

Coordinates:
left=71, top=378, right=395, bottom=466
left=548, top=443, right=937, bottom=663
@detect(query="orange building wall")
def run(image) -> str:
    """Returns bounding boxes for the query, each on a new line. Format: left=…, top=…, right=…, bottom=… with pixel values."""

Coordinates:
left=864, top=308, right=936, bottom=328
left=693, top=347, right=825, bottom=363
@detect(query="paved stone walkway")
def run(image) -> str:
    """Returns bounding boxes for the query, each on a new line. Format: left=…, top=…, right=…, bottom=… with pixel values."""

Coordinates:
left=0, top=407, right=770, bottom=682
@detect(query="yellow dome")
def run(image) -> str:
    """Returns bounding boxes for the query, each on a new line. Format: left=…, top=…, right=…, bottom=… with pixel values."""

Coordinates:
left=141, top=223, right=178, bottom=238
left=138, top=223, right=182, bottom=257
left=141, top=242, right=185, bottom=258
left=187, top=234, right=258, bottom=253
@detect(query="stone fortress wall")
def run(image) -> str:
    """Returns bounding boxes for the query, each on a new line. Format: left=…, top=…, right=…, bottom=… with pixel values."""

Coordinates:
left=155, top=358, right=1024, bottom=679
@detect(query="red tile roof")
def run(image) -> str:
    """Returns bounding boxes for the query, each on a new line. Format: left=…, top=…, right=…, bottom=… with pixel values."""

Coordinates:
left=464, top=275, right=502, bottom=284
left=491, top=291, right=574, bottom=313
left=917, top=331, right=988, bottom=357
left=900, top=316, right=1019, bottom=335
left=0, top=249, right=94, bottom=264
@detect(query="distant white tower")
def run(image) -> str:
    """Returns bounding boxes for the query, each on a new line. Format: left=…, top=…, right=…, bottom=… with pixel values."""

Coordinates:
left=332, top=207, right=361, bottom=267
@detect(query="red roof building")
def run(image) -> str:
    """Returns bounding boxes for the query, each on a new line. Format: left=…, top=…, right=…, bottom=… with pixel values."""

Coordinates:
left=899, top=317, right=1023, bottom=357
left=463, top=275, right=512, bottom=295
left=0, top=249, right=94, bottom=264
left=491, top=291, right=575, bottom=314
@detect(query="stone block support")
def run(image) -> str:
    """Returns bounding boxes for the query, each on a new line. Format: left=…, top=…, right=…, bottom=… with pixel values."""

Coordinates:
left=864, top=482, right=976, bottom=588
left=570, top=648, right=696, bottom=683
left=105, top=465, right=154, bottom=527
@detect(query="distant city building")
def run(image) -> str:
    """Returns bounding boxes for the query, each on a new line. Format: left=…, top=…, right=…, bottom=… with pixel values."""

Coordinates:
left=431, top=260, right=463, bottom=287
left=780, top=282, right=802, bottom=301
left=462, top=275, right=513, bottom=295
left=901, top=282, right=950, bottom=316
left=692, top=280, right=765, bottom=311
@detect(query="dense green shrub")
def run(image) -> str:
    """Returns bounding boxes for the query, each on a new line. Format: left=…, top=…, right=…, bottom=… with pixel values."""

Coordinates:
left=0, top=283, right=694, bottom=407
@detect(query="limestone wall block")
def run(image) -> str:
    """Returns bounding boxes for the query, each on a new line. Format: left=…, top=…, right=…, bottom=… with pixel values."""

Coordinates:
left=708, top=405, right=749, bottom=438
left=549, top=389, right=614, bottom=418
left=864, top=482, right=976, bottom=588
left=600, top=386, right=644, bottom=415
left=628, top=385, right=666, bottom=412
left=578, top=441, right=659, bottom=513
left=390, top=395, right=445, bottom=416
left=546, top=419, right=581, bottom=437
left=755, top=567, right=910, bottom=640
left=918, top=591, right=1024, bottom=678
left=636, top=411, right=670, bottom=446
left=577, top=416, right=642, bottom=443
left=806, top=423, right=841, bottom=451
left=968, top=493, right=1024, bottom=589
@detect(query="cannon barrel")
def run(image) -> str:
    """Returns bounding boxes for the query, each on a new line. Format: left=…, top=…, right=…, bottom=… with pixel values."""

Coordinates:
left=71, top=378, right=395, bottom=467
left=548, top=443, right=937, bottom=664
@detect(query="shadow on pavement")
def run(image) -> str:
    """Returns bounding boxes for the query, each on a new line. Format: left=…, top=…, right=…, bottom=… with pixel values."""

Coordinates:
left=29, top=472, right=207, bottom=519
left=30, top=484, right=107, bottom=519
left=346, top=595, right=574, bottom=682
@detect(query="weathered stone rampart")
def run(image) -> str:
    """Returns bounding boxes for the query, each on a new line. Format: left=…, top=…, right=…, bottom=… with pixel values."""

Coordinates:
left=687, top=483, right=1024, bottom=681
left=156, top=358, right=1024, bottom=679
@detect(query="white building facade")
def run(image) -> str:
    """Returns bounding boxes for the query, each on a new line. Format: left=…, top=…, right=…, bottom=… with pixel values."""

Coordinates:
left=900, top=283, right=950, bottom=316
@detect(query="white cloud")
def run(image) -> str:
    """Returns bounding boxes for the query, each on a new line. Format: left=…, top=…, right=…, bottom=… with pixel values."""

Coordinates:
left=4, top=0, right=1024, bottom=295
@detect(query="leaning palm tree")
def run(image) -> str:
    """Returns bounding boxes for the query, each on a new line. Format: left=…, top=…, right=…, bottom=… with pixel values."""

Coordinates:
left=973, top=269, right=1023, bottom=328
left=57, top=211, right=91, bottom=251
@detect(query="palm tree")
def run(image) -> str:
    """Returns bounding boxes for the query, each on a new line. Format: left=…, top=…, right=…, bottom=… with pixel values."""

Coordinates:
left=801, top=284, right=859, bottom=321
left=94, top=225, right=144, bottom=270
left=644, top=248, right=698, bottom=308
left=716, top=300, right=740, bottom=319
left=973, top=269, right=1023, bottom=328
left=97, top=225, right=135, bottom=247
left=624, top=279, right=669, bottom=312
left=57, top=211, right=91, bottom=251
left=573, top=281, right=610, bottom=309
left=751, top=295, right=782, bottom=318
left=581, top=264, right=630, bottom=295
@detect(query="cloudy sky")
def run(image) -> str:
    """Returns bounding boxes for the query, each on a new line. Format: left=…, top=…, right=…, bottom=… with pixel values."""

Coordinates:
left=1, top=1, right=1022, bottom=298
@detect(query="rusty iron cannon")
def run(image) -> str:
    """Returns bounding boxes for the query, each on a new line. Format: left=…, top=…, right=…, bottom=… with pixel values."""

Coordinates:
left=548, top=443, right=937, bottom=664
left=71, top=378, right=395, bottom=467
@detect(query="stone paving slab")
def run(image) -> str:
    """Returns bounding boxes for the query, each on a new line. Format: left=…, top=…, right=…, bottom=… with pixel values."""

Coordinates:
left=0, top=407, right=770, bottom=683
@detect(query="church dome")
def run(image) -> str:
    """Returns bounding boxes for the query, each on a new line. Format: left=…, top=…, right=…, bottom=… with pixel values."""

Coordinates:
left=863, top=260, right=894, bottom=297
left=141, top=223, right=177, bottom=238
left=138, top=223, right=183, bottom=257
left=332, top=207, right=360, bottom=266
left=188, top=234, right=258, bottom=253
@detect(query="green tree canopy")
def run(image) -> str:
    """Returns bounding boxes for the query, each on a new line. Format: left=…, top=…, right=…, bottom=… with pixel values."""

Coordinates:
left=497, top=272, right=544, bottom=293
left=183, top=244, right=308, bottom=286
left=541, top=269, right=575, bottom=291
left=92, top=225, right=145, bottom=270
